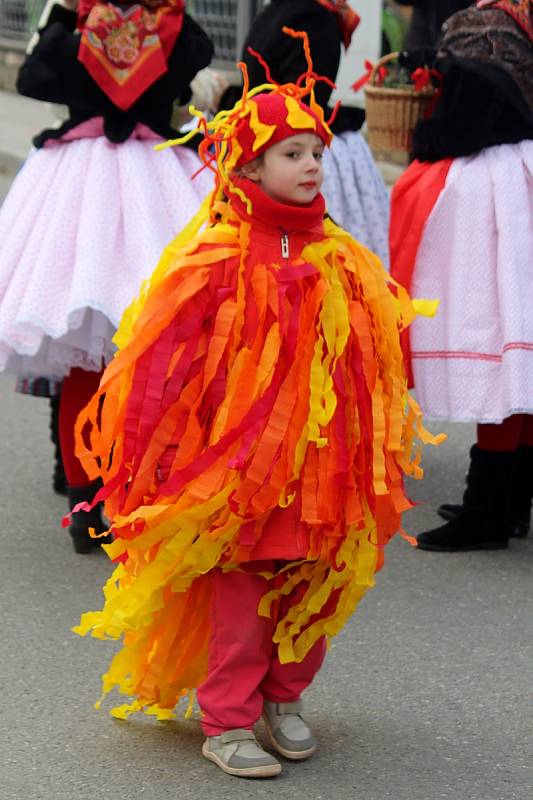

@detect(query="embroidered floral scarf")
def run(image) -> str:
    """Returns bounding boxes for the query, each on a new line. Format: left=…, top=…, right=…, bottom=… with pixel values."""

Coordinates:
left=77, top=0, right=185, bottom=110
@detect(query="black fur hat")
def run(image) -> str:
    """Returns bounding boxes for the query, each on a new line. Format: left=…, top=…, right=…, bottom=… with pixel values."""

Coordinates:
left=411, top=5, right=533, bottom=162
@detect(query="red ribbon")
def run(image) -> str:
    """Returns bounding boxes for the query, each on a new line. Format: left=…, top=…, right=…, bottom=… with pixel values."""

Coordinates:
left=352, top=63, right=442, bottom=94
left=351, top=60, right=387, bottom=92
left=411, top=67, right=442, bottom=92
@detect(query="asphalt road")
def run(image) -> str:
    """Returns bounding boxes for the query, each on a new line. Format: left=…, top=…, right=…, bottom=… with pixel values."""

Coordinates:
left=0, top=171, right=532, bottom=800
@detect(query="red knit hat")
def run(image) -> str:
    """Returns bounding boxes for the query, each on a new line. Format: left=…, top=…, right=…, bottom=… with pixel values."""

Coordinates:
left=158, top=27, right=337, bottom=218
left=233, top=91, right=332, bottom=168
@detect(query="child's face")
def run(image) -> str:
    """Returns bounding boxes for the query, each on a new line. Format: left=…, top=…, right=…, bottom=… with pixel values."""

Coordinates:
left=243, top=133, right=325, bottom=206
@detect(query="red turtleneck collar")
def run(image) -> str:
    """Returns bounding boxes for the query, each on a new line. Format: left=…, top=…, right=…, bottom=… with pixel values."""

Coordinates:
left=229, top=178, right=326, bottom=234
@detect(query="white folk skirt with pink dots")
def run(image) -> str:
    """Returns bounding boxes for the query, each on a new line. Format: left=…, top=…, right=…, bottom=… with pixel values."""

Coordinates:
left=0, top=132, right=213, bottom=384
left=409, top=141, right=533, bottom=424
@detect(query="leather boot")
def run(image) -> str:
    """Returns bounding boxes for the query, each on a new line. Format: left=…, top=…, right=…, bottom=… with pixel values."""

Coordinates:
left=437, top=445, right=531, bottom=538
left=510, top=446, right=533, bottom=537
left=417, top=447, right=517, bottom=551
left=50, top=394, right=67, bottom=495
left=67, top=480, right=112, bottom=554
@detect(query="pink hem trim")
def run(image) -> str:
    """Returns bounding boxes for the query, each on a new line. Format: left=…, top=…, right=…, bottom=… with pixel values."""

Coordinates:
left=412, top=343, right=533, bottom=364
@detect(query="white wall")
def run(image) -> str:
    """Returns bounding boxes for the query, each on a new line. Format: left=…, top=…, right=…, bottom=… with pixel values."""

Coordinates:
left=330, top=0, right=383, bottom=108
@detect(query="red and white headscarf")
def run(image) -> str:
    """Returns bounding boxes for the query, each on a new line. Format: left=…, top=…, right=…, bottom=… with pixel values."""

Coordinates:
left=476, top=0, right=532, bottom=39
left=77, top=0, right=185, bottom=110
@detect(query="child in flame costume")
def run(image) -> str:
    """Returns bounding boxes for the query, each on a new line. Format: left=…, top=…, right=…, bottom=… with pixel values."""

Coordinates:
left=73, top=39, right=442, bottom=778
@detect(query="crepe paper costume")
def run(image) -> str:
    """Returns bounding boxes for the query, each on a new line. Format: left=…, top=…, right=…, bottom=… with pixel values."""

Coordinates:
left=72, top=41, right=442, bottom=718
left=391, top=3, right=533, bottom=423
left=217, top=0, right=389, bottom=265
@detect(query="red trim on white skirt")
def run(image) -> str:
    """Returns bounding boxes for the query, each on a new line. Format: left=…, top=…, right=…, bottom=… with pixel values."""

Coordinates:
left=412, top=342, right=533, bottom=363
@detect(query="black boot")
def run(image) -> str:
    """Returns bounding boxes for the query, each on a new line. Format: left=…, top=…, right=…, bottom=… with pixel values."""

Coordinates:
left=438, top=445, right=531, bottom=538
left=67, top=480, right=112, bottom=554
left=417, top=447, right=517, bottom=551
left=50, top=394, right=67, bottom=495
left=510, top=446, right=533, bottom=538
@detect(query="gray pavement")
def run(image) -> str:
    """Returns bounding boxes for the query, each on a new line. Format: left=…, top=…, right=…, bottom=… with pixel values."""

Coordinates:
left=1, top=374, right=532, bottom=800
left=0, top=90, right=56, bottom=171
left=0, top=99, right=532, bottom=800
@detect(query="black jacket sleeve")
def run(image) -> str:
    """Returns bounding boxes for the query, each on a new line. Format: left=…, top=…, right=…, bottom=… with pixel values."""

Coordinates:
left=162, top=14, right=214, bottom=106
left=17, top=12, right=103, bottom=111
left=16, top=6, right=86, bottom=105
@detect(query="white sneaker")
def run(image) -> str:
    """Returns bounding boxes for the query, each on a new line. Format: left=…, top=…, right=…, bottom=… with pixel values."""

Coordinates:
left=202, top=728, right=282, bottom=778
left=262, top=700, right=317, bottom=760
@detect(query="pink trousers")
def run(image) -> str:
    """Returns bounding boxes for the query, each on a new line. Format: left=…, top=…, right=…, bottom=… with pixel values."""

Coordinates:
left=197, top=564, right=327, bottom=736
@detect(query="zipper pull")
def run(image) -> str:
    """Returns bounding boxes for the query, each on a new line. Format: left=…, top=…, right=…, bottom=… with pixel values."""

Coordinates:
left=281, top=233, right=289, bottom=259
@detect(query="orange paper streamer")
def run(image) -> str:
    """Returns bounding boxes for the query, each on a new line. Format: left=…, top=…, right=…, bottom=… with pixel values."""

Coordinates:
left=72, top=33, right=443, bottom=719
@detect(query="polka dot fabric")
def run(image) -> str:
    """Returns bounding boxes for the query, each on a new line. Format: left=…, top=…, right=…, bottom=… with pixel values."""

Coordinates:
left=409, top=141, right=533, bottom=423
left=0, top=136, right=213, bottom=381
left=321, top=131, right=390, bottom=267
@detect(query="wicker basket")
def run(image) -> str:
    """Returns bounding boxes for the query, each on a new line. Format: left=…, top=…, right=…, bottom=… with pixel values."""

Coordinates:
left=364, top=52, right=436, bottom=153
